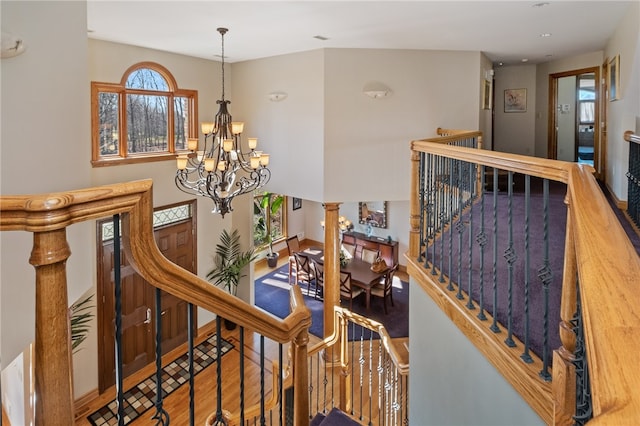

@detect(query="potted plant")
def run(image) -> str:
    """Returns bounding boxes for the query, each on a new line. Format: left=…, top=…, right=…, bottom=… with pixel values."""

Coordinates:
left=207, top=229, right=257, bottom=328
left=254, top=192, right=284, bottom=268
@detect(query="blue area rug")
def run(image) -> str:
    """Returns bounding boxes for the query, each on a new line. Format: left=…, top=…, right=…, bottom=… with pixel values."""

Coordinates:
left=254, top=264, right=409, bottom=338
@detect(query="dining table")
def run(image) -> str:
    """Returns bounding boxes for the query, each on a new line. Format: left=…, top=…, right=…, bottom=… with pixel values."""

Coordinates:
left=299, top=247, right=387, bottom=310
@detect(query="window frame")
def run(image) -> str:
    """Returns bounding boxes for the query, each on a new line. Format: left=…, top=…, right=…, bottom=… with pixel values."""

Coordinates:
left=91, top=61, right=198, bottom=167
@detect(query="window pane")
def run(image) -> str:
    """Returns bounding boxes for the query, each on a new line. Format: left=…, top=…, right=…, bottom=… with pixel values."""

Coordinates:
left=126, top=68, right=169, bottom=91
left=174, top=96, right=189, bottom=150
left=580, top=102, right=595, bottom=123
left=126, top=94, right=168, bottom=153
left=98, top=92, right=119, bottom=155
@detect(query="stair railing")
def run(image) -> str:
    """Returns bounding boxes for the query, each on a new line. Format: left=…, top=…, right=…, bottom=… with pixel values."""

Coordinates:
left=408, top=131, right=640, bottom=424
left=305, top=306, right=409, bottom=425
left=624, top=129, right=640, bottom=228
left=0, top=179, right=312, bottom=426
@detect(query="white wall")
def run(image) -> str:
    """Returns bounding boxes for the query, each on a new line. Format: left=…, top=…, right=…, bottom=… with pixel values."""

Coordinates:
left=603, top=1, right=640, bottom=200
left=557, top=76, right=577, bottom=161
left=1, top=0, right=92, bottom=414
left=493, top=65, right=537, bottom=155
left=409, top=281, right=543, bottom=425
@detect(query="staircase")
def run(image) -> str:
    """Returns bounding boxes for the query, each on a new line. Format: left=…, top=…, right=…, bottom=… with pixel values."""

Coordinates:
left=311, top=408, right=362, bottom=426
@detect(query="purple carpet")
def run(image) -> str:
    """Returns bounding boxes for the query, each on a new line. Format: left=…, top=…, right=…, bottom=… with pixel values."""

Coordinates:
left=427, top=177, right=567, bottom=361
left=255, top=265, right=409, bottom=339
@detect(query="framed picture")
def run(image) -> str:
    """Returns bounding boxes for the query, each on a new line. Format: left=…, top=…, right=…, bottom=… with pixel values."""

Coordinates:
left=292, top=197, right=302, bottom=211
left=608, top=54, right=620, bottom=101
left=482, top=79, right=491, bottom=110
left=504, top=88, right=527, bottom=112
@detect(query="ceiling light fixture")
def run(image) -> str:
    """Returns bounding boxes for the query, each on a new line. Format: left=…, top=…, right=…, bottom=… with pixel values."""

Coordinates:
left=175, top=27, right=271, bottom=217
left=540, top=33, right=552, bottom=37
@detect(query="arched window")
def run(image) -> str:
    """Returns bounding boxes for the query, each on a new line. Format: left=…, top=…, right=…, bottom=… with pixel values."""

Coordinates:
left=91, top=62, right=197, bottom=166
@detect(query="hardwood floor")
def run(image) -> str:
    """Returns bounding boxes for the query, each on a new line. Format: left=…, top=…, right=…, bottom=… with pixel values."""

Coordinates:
left=74, top=241, right=409, bottom=425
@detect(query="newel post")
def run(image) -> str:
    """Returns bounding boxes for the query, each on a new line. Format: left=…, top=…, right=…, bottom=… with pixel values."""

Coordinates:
left=552, top=202, right=578, bottom=425
left=29, top=229, right=75, bottom=426
left=292, top=327, right=310, bottom=426
left=409, top=147, right=421, bottom=259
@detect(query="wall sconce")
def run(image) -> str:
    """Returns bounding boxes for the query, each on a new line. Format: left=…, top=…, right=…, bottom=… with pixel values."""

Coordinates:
left=363, top=82, right=391, bottom=99
left=268, top=92, right=288, bottom=102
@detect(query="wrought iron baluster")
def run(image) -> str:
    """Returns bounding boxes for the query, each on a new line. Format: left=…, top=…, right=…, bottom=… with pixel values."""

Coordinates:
left=278, top=343, right=283, bottom=426
left=504, top=171, right=516, bottom=348
left=477, top=168, right=487, bottom=321
left=113, top=214, right=125, bottom=426
left=240, top=327, right=246, bottom=425
left=446, top=158, right=454, bottom=289
left=572, top=283, right=593, bottom=425
left=213, top=317, right=225, bottom=425
left=260, top=335, right=265, bottom=425
left=521, top=175, right=533, bottom=363
left=368, top=331, right=373, bottom=425
left=466, top=161, right=475, bottom=311
left=358, top=332, right=365, bottom=421
left=418, top=152, right=426, bottom=263
left=438, top=156, right=446, bottom=280
left=456, top=159, right=465, bottom=299
left=490, top=168, right=500, bottom=333
left=377, top=335, right=384, bottom=425
left=151, top=288, right=170, bottom=425
left=188, top=303, right=195, bottom=426
left=538, top=179, right=552, bottom=381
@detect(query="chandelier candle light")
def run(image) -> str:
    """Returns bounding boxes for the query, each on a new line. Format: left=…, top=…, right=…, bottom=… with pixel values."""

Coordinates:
left=175, top=27, right=271, bottom=217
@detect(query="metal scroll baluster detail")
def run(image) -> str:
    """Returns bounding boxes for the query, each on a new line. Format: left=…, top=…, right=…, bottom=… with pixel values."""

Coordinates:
left=490, top=168, right=500, bottom=333
left=521, top=175, right=533, bottom=363
left=418, top=152, right=426, bottom=263
left=368, top=332, right=373, bottom=426
left=504, top=171, right=517, bottom=348
left=278, top=343, right=283, bottom=426
left=572, top=283, right=593, bottom=425
left=455, top=159, right=465, bottom=300
left=212, top=317, right=226, bottom=425
left=538, top=179, right=552, bottom=381
left=152, top=288, right=170, bottom=425
left=446, top=158, right=454, bottom=290
left=466, top=161, right=475, bottom=311
left=113, top=214, right=125, bottom=426
left=476, top=168, right=487, bottom=321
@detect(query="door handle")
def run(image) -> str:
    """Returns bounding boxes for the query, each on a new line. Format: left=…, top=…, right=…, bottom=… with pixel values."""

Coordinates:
left=144, top=307, right=151, bottom=324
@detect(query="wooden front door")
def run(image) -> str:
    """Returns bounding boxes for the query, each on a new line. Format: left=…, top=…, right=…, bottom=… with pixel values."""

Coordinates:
left=97, top=202, right=197, bottom=392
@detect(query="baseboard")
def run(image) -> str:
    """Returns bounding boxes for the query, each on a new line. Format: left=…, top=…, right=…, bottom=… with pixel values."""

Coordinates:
left=74, top=389, right=99, bottom=419
left=604, top=182, right=628, bottom=210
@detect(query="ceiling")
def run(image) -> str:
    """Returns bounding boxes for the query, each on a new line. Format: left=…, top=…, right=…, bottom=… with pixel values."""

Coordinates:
left=87, top=1, right=632, bottom=65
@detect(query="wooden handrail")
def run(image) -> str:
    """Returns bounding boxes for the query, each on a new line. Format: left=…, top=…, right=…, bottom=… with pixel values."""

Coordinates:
left=566, top=166, right=640, bottom=423
left=0, top=179, right=312, bottom=425
left=624, top=129, right=640, bottom=144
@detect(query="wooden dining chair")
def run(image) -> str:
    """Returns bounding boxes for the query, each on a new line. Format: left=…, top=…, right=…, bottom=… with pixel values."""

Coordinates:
left=370, top=264, right=398, bottom=314
left=286, top=235, right=301, bottom=256
left=361, top=247, right=379, bottom=264
left=341, top=243, right=356, bottom=258
left=311, top=259, right=325, bottom=300
left=293, top=252, right=314, bottom=295
left=339, top=271, right=364, bottom=310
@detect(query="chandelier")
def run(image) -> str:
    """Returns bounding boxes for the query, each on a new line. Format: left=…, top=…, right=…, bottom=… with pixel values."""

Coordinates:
left=175, top=27, right=271, bottom=217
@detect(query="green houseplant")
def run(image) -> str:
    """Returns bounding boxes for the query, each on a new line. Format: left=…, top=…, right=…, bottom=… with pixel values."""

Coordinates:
left=254, top=192, right=284, bottom=268
left=207, top=229, right=257, bottom=329
left=70, top=294, right=93, bottom=353
left=207, top=229, right=257, bottom=296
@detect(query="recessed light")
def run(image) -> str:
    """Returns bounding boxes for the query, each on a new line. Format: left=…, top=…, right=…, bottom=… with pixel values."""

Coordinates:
left=540, top=33, right=552, bottom=38
left=532, top=2, right=550, bottom=7
left=313, top=35, right=329, bottom=41
left=521, top=58, right=529, bottom=62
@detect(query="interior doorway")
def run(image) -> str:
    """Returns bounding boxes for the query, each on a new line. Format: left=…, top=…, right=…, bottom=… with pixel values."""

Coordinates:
left=96, top=200, right=197, bottom=392
left=548, top=66, right=603, bottom=179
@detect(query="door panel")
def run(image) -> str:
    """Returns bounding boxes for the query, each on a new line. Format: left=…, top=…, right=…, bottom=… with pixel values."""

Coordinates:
left=98, top=208, right=196, bottom=392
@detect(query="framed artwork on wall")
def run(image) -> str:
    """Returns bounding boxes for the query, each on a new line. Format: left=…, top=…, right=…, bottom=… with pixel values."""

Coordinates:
left=482, top=80, right=492, bottom=110
left=504, top=88, right=527, bottom=112
left=608, top=54, right=620, bottom=101
left=292, top=197, right=302, bottom=211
